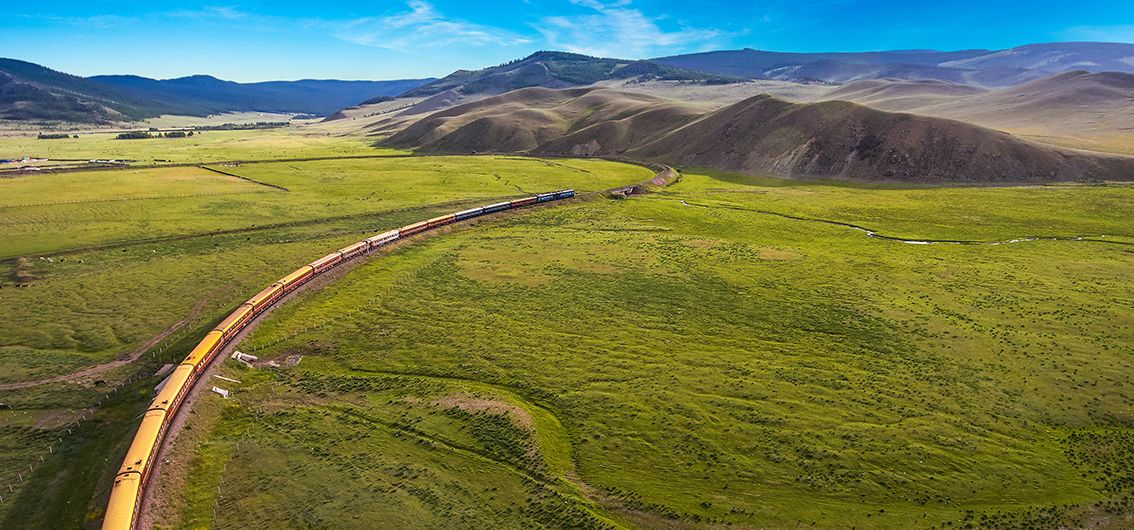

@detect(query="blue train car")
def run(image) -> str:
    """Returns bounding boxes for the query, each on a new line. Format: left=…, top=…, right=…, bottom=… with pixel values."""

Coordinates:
left=454, top=207, right=484, bottom=221
left=536, top=192, right=557, bottom=203
left=556, top=189, right=575, bottom=199
left=482, top=201, right=511, bottom=214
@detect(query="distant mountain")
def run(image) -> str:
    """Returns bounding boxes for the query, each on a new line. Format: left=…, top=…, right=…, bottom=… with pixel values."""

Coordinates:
left=940, top=42, right=1134, bottom=73
left=0, top=57, right=434, bottom=123
left=651, top=48, right=990, bottom=77
left=0, top=58, right=169, bottom=122
left=402, top=51, right=744, bottom=97
left=383, top=86, right=1134, bottom=183
left=652, top=42, right=1134, bottom=87
left=89, top=75, right=434, bottom=117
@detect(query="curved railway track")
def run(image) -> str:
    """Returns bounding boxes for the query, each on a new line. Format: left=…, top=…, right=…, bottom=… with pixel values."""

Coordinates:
left=101, top=165, right=677, bottom=530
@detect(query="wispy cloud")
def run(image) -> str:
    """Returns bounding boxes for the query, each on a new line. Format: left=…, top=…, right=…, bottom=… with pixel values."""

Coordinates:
left=1061, top=24, right=1134, bottom=43
left=167, top=6, right=250, bottom=20
left=8, top=13, right=137, bottom=29
left=536, top=0, right=728, bottom=58
left=331, top=1, right=532, bottom=51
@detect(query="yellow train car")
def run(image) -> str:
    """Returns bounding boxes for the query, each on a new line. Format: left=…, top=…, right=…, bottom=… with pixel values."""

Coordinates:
left=214, top=304, right=253, bottom=339
left=425, top=213, right=456, bottom=229
left=247, top=282, right=284, bottom=314
left=151, top=364, right=195, bottom=416
left=116, top=409, right=166, bottom=476
left=279, top=265, right=314, bottom=292
left=102, top=189, right=584, bottom=530
left=103, top=472, right=143, bottom=530
left=182, top=331, right=224, bottom=373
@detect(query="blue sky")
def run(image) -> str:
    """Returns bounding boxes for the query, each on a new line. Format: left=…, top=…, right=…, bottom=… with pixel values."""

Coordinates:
left=1, top=0, right=1132, bottom=82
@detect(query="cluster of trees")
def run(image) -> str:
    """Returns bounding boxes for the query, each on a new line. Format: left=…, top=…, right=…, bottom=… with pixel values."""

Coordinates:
left=36, top=133, right=77, bottom=140
left=114, top=130, right=194, bottom=140
left=191, top=121, right=288, bottom=131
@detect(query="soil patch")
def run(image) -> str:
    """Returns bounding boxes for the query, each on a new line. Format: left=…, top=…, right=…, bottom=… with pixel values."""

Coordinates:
left=432, top=393, right=534, bottom=430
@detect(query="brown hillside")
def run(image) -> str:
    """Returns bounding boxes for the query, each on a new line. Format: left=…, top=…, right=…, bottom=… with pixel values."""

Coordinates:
left=382, top=87, right=1134, bottom=183
left=626, top=96, right=1133, bottom=182
left=815, top=72, right=1134, bottom=154
left=383, top=87, right=703, bottom=153
left=913, top=71, right=1134, bottom=133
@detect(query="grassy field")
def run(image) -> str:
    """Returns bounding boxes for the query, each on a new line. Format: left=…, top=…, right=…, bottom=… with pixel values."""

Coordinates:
left=0, top=127, right=384, bottom=166
left=157, top=170, right=1134, bottom=529
left=0, top=154, right=651, bottom=528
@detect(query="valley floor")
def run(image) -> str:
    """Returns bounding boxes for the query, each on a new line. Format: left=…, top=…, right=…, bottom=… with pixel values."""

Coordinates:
left=0, top=124, right=1131, bottom=529
left=159, top=171, right=1133, bottom=529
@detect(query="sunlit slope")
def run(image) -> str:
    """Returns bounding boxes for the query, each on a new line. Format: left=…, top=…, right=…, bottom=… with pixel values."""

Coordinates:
left=383, top=86, right=1134, bottom=182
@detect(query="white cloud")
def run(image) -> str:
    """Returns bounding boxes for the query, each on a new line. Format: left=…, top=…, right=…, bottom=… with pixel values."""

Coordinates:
left=536, top=0, right=726, bottom=58
left=332, top=1, right=532, bottom=51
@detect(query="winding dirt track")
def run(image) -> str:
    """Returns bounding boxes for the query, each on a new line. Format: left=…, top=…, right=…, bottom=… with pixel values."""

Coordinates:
left=134, top=164, right=678, bottom=528
left=0, top=298, right=209, bottom=391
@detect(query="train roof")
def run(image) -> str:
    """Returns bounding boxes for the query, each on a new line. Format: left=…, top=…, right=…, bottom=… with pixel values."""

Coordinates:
left=181, top=330, right=224, bottom=368
left=115, top=409, right=165, bottom=476
left=213, top=304, right=252, bottom=336
left=246, top=282, right=283, bottom=307
left=103, top=472, right=142, bottom=530
left=149, top=364, right=194, bottom=413
left=365, top=229, right=399, bottom=243
left=338, top=240, right=368, bottom=253
left=309, top=252, right=342, bottom=268
left=278, top=265, right=314, bottom=286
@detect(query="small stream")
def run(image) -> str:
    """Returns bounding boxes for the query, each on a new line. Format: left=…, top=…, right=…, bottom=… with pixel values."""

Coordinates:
left=678, top=199, right=1129, bottom=247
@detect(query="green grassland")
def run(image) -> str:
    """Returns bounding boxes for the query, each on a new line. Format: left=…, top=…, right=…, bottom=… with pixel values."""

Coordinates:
left=160, top=170, right=1134, bottom=529
left=0, top=155, right=650, bottom=528
left=1, top=156, right=643, bottom=257
left=0, top=127, right=383, bottom=165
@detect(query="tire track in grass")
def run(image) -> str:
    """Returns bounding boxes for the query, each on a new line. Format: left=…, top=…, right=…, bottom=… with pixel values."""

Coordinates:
left=0, top=290, right=219, bottom=390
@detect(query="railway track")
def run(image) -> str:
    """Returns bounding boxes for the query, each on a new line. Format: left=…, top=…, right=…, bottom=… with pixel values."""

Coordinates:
left=101, top=165, right=677, bottom=530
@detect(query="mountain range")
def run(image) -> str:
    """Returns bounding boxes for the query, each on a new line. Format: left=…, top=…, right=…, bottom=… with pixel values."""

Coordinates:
left=652, top=42, right=1134, bottom=87
left=4, top=42, right=1132, bottom=124
left=402, top=51, right=743, bottom=97
left=0, top=58, right=432, bottom=123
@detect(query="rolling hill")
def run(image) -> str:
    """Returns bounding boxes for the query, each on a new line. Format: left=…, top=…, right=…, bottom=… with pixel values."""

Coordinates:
left=908, top=71, right=1134, bottom=132
left=813, top=71, right=1134, bottom=152
left=384, top=86, right=1134, bottom=183
left=819, top=79, right=989, bottom=111
left=401, top=51, right=744, bottom=98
